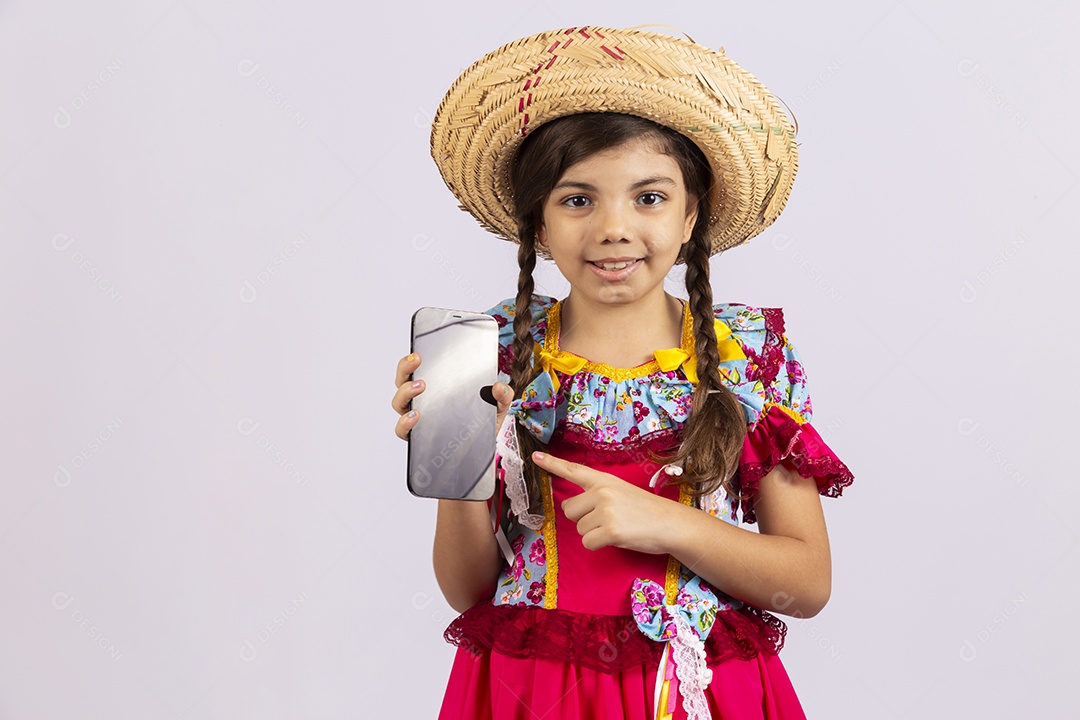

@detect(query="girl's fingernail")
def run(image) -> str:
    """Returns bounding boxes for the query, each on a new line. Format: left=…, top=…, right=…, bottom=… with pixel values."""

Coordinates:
left=533, top=452, right=545, bottom=460
left=412, top=380, right=422, bottom=389
left=407, top=353, right=416, bottom=362
left=408, top=410, right=416, bottom=418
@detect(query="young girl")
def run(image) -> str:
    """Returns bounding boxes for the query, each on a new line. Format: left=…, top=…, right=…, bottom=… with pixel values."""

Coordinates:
left=392, top=26, right=854, bottom=719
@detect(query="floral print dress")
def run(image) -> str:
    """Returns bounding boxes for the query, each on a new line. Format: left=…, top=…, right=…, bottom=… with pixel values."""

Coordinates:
left=438, top=294, right=855, bottom=720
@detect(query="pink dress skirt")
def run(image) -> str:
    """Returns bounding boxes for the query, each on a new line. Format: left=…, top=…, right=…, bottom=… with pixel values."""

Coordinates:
left=440, top=643, right=806, bottom=719
left=437, top=433, right=809, bottom=719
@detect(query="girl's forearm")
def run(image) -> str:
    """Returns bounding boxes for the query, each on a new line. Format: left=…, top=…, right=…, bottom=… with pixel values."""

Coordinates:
left=432, top=499, right=503, bottom=613
left=659, top=503, right=830, bottom=618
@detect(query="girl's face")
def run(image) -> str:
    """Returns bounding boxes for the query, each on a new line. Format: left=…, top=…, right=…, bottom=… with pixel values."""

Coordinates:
left=537, top=136, right=698, bottom=307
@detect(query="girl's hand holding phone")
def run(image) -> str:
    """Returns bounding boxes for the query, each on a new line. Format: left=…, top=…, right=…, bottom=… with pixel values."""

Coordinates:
left=391, top=352, right=515, bottom=442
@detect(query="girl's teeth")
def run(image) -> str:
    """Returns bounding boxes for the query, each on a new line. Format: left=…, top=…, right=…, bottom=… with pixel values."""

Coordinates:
left=599, top=261, right=633, bottom=270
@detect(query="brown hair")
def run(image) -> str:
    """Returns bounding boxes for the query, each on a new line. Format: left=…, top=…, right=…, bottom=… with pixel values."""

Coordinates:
left=507, top=112, right=748, bottom=514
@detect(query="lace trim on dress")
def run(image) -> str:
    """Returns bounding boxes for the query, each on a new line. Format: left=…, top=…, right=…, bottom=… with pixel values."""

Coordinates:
left=495, top=412, right=543, bottom=530
left=560, top=423, right=684, bottom=458
left=752, top=306, right=787, bottom=388
left=671, top=612, right=713, bottom=720
left=443, top=601, right=787, bottom=673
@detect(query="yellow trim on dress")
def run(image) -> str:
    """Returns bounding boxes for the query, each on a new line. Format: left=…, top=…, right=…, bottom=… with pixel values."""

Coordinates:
left=542, top=298, right=742, bottom=385
left=664, top=485, right=696, bottom=604
left=540, top=468, right=559, bottom=609
left=657, top=680, right=673, bottom=720
left=762, top=401, right=807, bottom=424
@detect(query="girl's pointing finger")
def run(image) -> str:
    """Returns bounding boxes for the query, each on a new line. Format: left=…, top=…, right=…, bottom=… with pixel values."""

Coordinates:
left=532, top=451, right=592, bottom=488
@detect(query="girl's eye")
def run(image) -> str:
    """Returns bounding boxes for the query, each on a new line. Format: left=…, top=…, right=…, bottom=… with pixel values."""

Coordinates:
left=562, top=195, right=591, bottom=208
left=638, top=192, right=665, bottom=206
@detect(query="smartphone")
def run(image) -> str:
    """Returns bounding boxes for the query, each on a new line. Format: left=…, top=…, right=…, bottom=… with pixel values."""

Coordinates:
left=407, top=306, right=499, bottom=500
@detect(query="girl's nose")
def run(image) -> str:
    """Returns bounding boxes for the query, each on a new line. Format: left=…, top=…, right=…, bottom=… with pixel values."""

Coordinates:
left=592, top=202, right=632, bottom=243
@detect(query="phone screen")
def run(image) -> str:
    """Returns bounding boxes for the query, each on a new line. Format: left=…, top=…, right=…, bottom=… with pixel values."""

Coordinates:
left=407, top=307, right=498, bottom=500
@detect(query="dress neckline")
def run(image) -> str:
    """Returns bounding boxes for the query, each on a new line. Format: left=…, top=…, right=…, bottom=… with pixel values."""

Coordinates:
left=544, top=297, right=696, bottom=381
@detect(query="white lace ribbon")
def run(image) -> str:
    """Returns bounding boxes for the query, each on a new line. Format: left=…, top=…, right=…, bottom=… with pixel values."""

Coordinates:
left=670, top=611, right=714, bottom=720
left=495, top=411, right=544, bottom=530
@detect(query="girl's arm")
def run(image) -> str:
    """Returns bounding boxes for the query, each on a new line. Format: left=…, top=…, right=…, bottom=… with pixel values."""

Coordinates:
left=395, top=355, right=508, bottom=614
left=432, top=498, right=503, bottom=614
left=663, top=461, right=831, bottom=618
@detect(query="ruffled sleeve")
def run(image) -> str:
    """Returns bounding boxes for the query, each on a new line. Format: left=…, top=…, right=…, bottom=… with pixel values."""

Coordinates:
left=482, top=294, right=557, bottom=384
left=714, top=303, right=855, bottom=525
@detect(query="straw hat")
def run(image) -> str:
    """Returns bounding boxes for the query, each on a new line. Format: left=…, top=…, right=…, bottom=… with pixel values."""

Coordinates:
left=430, top=26, right=799, bottom=256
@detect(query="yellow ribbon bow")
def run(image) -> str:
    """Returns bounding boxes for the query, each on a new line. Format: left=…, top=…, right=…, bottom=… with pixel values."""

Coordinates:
left=653, top=319, right=747, bottom=384
left=536, top=343, right=588, bottom=393
left=535, top=319, right=745, bottom=390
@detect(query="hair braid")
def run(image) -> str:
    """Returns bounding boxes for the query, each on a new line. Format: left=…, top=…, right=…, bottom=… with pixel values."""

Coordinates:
left=508, top=227, right=546, bottom=517
left=650, top=233, right=748, bottom=504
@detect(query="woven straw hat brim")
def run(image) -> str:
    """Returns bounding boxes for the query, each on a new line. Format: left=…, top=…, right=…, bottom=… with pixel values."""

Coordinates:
left=431, top=26, right=798, bottom=256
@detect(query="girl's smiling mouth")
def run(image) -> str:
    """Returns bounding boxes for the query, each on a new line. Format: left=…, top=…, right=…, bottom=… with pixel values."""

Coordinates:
left=587, top=257, right=643, bottom=280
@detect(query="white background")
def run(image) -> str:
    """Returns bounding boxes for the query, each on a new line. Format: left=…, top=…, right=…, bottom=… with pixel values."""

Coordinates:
left=1, top=1, right=1076, bottom=717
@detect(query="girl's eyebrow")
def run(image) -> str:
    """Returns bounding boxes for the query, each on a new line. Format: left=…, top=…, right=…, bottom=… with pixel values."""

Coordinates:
left=551, top=176, right=678, bottom=192
left=551, top=180, right=597, bottom=192
left=629, top=176, right=677, bottom=190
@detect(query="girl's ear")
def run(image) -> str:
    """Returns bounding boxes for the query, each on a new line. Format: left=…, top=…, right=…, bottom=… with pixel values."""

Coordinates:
left=536, top=223, right=548, bottom=249
left=682, top=196, right=700, bottom=244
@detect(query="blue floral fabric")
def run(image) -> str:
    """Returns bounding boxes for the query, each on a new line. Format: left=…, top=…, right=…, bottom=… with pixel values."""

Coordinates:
left=483, top=293, right=807, bottom=443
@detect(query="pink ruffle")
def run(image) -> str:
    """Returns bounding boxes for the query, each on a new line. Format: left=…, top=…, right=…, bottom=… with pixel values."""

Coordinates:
left=444, top=600, right=786, bottom=674
left=559, top=422, right=682, bottom=459
left=737, top=404, right=855, bottom=524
